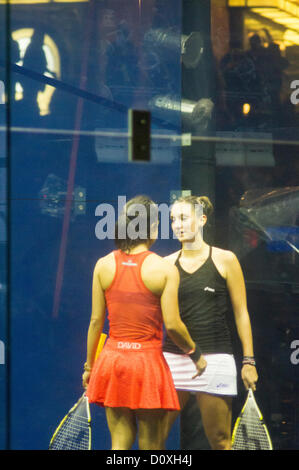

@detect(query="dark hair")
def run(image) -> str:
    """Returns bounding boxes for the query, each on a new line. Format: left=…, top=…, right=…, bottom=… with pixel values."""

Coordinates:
left=115, top=195, right=158, bottom=252
left=174, top=195, right=214, bottom=218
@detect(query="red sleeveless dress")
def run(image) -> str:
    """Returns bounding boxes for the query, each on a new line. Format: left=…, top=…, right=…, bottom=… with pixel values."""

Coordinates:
left=86, top=250, right=180, bottom=410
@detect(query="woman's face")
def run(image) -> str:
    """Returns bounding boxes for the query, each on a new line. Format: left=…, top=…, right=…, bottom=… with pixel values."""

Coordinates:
left=170, top=202, right=205, bottom=243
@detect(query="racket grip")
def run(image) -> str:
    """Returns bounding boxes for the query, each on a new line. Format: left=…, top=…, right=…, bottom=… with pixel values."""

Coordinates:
left=95, top=333, right=107, bottom=359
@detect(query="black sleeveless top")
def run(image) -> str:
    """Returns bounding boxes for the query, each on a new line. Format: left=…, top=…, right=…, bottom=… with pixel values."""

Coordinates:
left=163, top=246, right=233, bottom=355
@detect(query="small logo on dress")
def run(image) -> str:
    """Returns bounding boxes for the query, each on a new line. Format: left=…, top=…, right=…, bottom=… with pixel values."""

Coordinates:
left=204, top=286, right=215, bottom=292
left=216, top=383, right=229, bottom=389
left=122, top=260, right=137, bottom=266
left=117, top=341, right=141, bottom=350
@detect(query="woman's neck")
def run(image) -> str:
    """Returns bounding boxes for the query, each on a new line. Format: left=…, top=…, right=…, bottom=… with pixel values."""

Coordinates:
left=181, top=239, right=209, bottom=258
left=125, top=243, right=149, bottom=254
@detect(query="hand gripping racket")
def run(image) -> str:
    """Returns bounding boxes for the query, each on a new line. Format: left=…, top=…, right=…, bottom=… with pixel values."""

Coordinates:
left=49, top=333, right=107, bottom=450
left=231, top=388, right=273, bottom=450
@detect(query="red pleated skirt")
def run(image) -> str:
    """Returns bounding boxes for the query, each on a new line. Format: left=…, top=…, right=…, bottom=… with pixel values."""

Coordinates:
left=86, top=338, right=180, bottom=410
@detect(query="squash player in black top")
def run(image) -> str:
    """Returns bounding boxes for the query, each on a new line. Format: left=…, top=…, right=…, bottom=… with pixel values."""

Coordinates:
left=162, top=195, right=258, bottom=450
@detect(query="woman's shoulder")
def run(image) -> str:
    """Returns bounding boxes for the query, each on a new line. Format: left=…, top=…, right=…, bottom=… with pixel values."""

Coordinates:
left=212, top=246, right=239, bottom=274
left=212, top=246, right=236, bottom=260
left=94, top=251, right=116, bottom=271
left=144, top=251, right=175, bottom=271
left=163, top=250, right=180, bottom=265
left=142, top=250, right=180, bottom=270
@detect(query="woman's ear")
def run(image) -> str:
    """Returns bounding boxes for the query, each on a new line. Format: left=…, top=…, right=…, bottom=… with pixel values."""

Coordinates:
left=201, top=214, right=208, bottom=226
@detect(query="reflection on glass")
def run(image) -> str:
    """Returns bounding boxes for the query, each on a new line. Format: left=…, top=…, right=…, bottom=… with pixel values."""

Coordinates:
left=3, top=0, right=298, bottom=451
left=216, top=0, right=299, bottom=139
left=12, top=28, right=60, bottom=116
left=230, top=187, right=299, bottom=258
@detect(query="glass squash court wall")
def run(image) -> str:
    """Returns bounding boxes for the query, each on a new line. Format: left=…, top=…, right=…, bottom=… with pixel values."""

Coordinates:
left=0, top=2, right=7, bottom=451
left=1, top=0, right=182, bottom=450
left=1, top=0, right=299, bottom=451
left=180, top=0, right=299, bottom=450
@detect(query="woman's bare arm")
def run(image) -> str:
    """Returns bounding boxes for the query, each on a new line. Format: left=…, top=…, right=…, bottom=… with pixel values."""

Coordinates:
left=225, top=251, right=258, bottom=390
left=82, top=260, right=106, bottom=388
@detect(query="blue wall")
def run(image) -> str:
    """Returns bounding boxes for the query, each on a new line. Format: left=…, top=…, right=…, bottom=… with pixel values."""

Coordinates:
left=3, top=0, right=183, bottom=449
left=0, top=2, right=8, bottom=449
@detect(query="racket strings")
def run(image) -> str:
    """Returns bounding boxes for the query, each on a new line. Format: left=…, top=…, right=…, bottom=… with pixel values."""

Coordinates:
left=49, top=334, right=107, bottom=451
left=49, top=412, right=90, bottom=450
left=232, top=408, right=271, bottom=450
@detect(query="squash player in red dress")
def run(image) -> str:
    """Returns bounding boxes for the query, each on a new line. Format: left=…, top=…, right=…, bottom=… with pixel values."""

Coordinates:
left=82, top=195, right=206, bottom=450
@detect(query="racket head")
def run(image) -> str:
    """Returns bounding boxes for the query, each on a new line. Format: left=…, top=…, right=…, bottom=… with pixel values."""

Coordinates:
left=49, top=393, right=91, bottom=450
left=232, top=389, right=273, bottom=450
